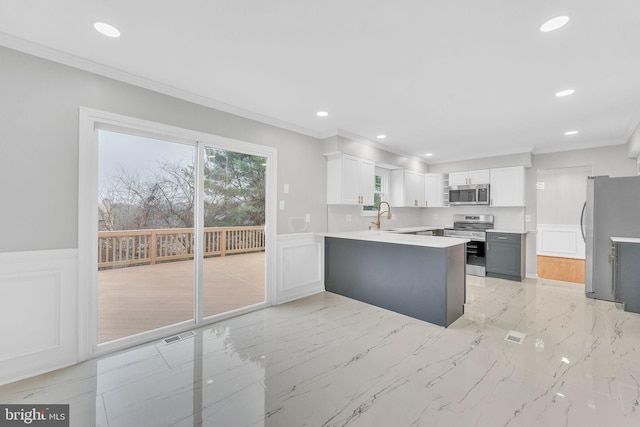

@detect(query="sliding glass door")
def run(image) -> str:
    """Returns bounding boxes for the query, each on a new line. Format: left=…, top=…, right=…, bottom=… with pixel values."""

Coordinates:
left=95, top=127, right=268, bottom=346
left=201, top=147, right=266, bottom=318
left=97, top=130, right=196, bottom=343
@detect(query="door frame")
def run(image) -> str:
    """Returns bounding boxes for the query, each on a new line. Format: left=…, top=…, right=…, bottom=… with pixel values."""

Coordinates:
left=78, top=107, right=277, bottom=359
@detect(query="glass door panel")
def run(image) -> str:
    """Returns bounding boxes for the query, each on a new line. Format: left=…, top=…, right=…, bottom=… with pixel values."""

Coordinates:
left=97, top=130, right=196, bottom=343
left=202, top=147, right=266, bottom=318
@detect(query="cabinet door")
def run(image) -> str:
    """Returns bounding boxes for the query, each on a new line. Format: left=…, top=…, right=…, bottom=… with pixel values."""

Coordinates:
left=448, top=172, right=468, bottom=186
left=425, top=174, right=444, bottom=207
left=486, top=242, right=520, bottom=276
left=490, top=166, right=525, bottom=206
left=408, top=170, right=424, bottom=207
left=469, top=169, right=490, bottom=184
left=359, top=158, right=376, bottom=206
left=616, top=242, right=640, bottom=313
left=341, top=154, right=361, bottom=204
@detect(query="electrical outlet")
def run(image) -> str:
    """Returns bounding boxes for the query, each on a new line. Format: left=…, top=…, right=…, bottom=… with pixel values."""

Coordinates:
left=305, top=213, right=311, bottom=223
left=525, top=215, right=531, bottom=222
left=434, top=214, right=439, bottom=220
left=279, top=200, right=285, bottom=210
left=346, top=214, right=352, bottom=222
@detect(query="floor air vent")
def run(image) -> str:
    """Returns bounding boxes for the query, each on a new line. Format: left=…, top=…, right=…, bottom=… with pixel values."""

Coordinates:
left=504, top=330, right=526, bottom=344
left=162, top=331, right=196, bottom=345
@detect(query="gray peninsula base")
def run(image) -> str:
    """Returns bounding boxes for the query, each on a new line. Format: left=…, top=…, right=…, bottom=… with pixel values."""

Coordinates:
left=324, top=237, right=466, bottom=327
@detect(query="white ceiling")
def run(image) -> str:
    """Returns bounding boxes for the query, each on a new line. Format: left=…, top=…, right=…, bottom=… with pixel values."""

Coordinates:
left=1, top=0, right=640, bottom=163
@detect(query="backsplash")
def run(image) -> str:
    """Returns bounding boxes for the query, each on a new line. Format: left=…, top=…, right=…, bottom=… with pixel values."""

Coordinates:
left=327, top=205, right=526, bottom=232
left=327, top=205, right=424, bottom=232
left=420, top=206, right=526, bottom=230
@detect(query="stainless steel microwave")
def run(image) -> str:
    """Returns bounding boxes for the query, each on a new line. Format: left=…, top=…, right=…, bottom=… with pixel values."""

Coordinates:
left=448, top=184, right=490, bottom=205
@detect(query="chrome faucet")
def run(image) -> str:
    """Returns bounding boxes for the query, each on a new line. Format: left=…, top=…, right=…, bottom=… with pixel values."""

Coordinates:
left=371, top=201, right=392, bottom=230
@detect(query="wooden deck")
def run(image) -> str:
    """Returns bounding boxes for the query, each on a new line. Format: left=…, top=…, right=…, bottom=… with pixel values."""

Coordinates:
left=98, top=252, right=265, bottom=343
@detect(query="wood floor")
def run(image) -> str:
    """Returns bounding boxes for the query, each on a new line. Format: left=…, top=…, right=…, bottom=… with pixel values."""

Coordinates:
left=537, top=255, right=585, bottom=284
left=98, top=252, right=265, bottom=343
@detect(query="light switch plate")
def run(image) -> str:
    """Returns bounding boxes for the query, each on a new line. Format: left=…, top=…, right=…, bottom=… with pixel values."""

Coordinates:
left=305, top=213, right=311, bottom=223
left=284, top=184, right=289, bottom=194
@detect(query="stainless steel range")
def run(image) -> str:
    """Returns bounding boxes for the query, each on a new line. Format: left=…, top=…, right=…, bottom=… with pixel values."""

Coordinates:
left=444, top=214, right=494, bottom=276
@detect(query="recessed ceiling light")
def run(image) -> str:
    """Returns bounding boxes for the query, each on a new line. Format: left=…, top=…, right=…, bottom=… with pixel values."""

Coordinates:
left=316, top=111, right=328, bottom=117
left=540, top=15, right=570, bottom=32
left=94, top=22, right=121, bottom=38
left=555, top=89, right=575, bottom=97
left=424, top=153, right=433, bottom=157
left=376, top=135, right=387, bottom=139
left=564, top=130, right=579, bottom=135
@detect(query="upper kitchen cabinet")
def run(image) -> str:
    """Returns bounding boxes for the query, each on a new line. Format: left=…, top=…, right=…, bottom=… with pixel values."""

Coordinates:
left=449, top=169, right=490, bottom=186
left=490, top=166, right=525, bottom=207
left=390, top=169, right=425, bottom=207
left=326, top=153, right=375, bottom=205
left=424, top=173, right=448, bottom=207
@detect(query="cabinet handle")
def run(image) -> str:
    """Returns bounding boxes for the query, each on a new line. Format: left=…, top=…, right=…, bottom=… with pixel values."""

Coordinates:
left=498, top=236, right=508, bottom=240
left=611, top=245, right=616, bottom=297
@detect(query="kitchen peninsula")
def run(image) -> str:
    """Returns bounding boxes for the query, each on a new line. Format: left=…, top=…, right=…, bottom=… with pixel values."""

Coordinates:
left=323, top=230, right=469, bottom=327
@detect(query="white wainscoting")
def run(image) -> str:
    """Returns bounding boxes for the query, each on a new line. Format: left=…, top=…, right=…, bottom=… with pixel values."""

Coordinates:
left=536, top=224, right=585, bottom=259
left=276, top=234, right=324, bottom=304
left=0, top=249, right=78, bottom=386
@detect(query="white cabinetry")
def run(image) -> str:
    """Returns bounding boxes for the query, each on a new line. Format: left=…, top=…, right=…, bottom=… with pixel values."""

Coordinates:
left=424, top=173, right=447, bottom=207
left=390, top=169, right=424, bottom=207
left=327, top=154, right=375, bottom=205
left=490, top=166, right=525, bottom=207
left=448, top=169, right=490, bottom=185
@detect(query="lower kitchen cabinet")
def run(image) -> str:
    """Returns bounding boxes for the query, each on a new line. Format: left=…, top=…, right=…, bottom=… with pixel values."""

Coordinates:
left=612, top=238, right=640, bottom=314
left=486, top=231, right=526, bottom=281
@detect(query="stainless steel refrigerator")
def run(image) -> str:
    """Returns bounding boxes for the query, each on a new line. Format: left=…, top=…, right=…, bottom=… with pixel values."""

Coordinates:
left=582, top=175, right=640, bottom=301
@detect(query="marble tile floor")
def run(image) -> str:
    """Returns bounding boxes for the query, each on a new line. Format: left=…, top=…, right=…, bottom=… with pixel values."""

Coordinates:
left=2, top=276, right=640, bottom=426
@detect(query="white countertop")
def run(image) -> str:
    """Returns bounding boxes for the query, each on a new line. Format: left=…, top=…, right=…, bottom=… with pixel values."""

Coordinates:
left=381, top=226, right=444, bottom=233
left=611, top=237, right=640, bottom=244
left=487, top=229, right=527, bottom=234
left=320, top=230, right=469, bottom=248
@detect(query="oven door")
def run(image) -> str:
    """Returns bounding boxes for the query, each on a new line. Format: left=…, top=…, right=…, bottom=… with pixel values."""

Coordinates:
left=466, top=240, right=486, bottom=276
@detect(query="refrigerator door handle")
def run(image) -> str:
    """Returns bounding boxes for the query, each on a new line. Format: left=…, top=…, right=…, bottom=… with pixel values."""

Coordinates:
left=580, top=201, right=587, bottom=242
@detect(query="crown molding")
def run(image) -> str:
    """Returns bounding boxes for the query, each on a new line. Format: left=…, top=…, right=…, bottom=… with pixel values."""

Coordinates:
left=335, top=129, right=429, bottom=165
left=0, top=31, right=322, bottom=139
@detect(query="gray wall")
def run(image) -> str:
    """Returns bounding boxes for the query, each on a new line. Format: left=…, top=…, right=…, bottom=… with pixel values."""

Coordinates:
left=0, top=46, right=327, bottom=253
left=526, top=145, right=637, bottom=231
left=536, top=167, right=592, bottom=225
left=322, top=135, right=429, bottom=172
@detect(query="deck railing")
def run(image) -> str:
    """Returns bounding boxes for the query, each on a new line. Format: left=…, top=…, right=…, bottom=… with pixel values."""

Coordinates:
left=98, top=226, right=265, bottom=269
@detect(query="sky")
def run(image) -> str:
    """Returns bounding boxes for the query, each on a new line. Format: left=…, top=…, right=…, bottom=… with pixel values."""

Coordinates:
left=98, top=129, right=195, bottom=194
